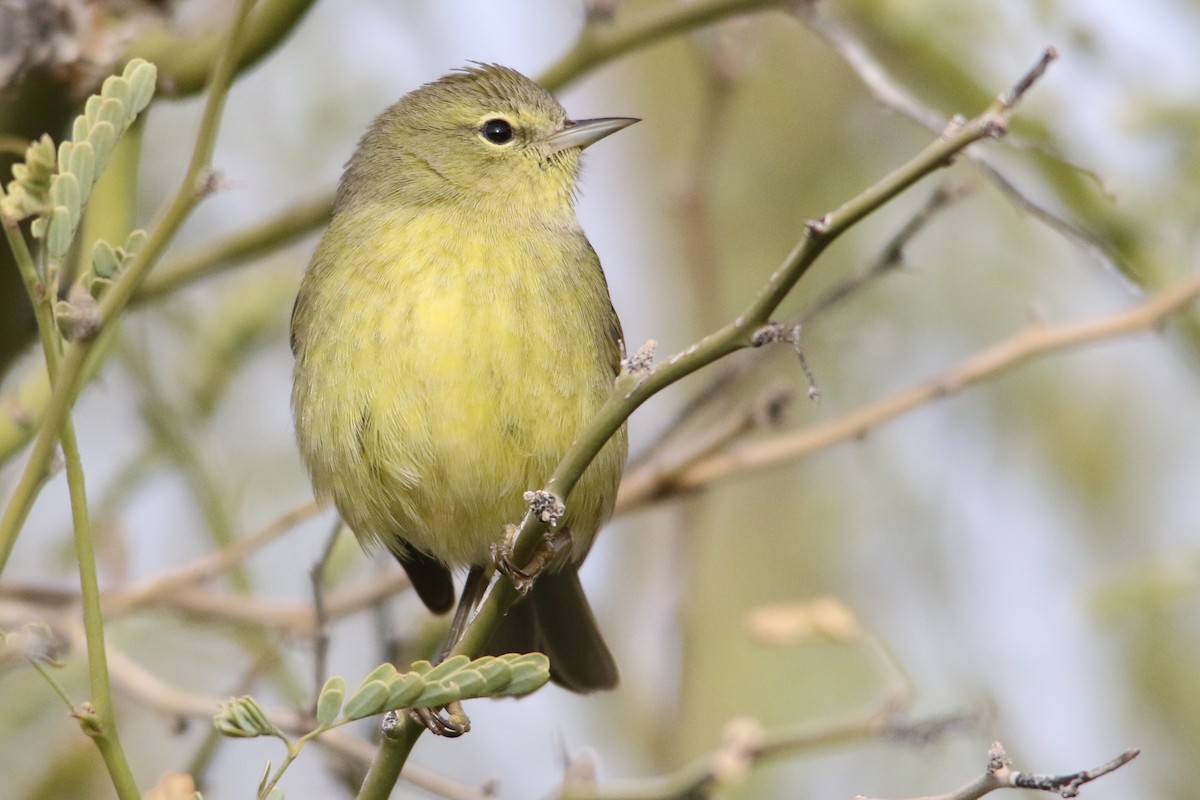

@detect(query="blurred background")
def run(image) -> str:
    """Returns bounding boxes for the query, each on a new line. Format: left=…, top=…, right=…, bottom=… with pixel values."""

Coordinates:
left=2, top=1, right=1199, bottom=798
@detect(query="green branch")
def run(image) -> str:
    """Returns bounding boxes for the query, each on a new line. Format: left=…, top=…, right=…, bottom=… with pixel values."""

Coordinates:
left=3, top=145, right=140, bottom=800
left=126, top=0, right=319, bottom=98
left=136, top=192, right=332, bottom=302
left=539, top=0, right=788, bottom=91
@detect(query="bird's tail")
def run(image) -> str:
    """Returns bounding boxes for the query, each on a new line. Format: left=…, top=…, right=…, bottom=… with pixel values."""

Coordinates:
left=484, top=566, right=618, bottom=693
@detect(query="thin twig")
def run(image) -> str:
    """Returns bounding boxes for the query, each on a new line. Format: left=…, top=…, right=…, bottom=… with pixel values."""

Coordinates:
left=624, top=181, right=968, bottom=485
left=794, top=8, right=1113, bottom=276
left=135, top=192, right=332, bottom=303
left=616, top=270, right=1200, bottom=511
left=559, top=708, right=986, bottom=799
left=802, top=182, right=972, bottom=322
left=539, top=0, right=786, bottom=91
left=103, top=501, right=321, bottom=614
left=310, top=518, right=344, bottom=708
left=858, top=741, right=1139, bottom=800
left=125, top=0, right=319, bottom=97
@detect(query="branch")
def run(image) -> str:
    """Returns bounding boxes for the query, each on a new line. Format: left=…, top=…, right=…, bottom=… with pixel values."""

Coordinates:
left=135, top=192, right=333, bottom=303
left=859, top=741, right=1139, bottom=800
left=558, top=709, right=986, bottom=800
left=125, top=0, right=319, bottom=97
left=792, top=5, right=1118, bottom=276
left=2, top=559, right=408, bottom=637
left=616, top=270, right=1200, bottom=511
left=539, top=0, right=787, bottom=91
left=102, top=501, right=320, bottom=615
left=356, top=47, right=1059, bottom=796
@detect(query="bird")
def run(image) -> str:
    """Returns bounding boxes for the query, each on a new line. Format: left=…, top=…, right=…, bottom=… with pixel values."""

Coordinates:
left=290, top=63, right=634, bottom=702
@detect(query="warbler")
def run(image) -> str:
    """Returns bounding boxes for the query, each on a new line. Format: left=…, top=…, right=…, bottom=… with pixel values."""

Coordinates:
left=291, top=64, right=634, bottom=693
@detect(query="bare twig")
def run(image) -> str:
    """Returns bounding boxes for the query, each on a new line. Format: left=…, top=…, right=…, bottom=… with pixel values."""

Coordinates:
left=103, top=501, right=321, bottom=615
left=858, top=741, right=1139, bottom=800
left=310, top=518, right=344, bottom=707
left=539, top=0, right=785, bottom=91
left=1, top=536, right=410, bottom=638
left=558, top=708, right=987, bottom=799
left=131, top=569, right=410, bottom=636
left=803, top=183, right=972, bottom=321
left=618, top=384, right=791, bottom=507
left=616, top=271, right=1200, bottom=512
left=135, top=192, right=332, bottom=303
left=793, top=7, right=1115, bottom=275
left=621, top=179, right=960, bottom=479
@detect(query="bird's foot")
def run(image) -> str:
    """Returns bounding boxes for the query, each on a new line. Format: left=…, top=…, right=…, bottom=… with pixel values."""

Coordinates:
left=404, top=701, right=471, bottom=738
left=491, top=525, right=571, bottom=595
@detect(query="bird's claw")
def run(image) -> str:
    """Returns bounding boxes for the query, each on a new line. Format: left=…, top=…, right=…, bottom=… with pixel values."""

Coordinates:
left=491, top=525, right=571, bottom=595
left=408, top=701, right=471, bottom=737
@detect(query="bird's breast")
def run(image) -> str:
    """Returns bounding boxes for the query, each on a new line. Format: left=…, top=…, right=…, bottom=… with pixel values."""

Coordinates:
left=293, top=204, right=623, bottom=565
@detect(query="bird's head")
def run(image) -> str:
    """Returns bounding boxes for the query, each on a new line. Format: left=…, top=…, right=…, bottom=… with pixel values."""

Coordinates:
left=338, top=63, right=637, bottom=218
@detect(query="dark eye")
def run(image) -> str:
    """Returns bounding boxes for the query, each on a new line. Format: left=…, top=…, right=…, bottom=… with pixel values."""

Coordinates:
left=481, top=118, right=514, bottom=144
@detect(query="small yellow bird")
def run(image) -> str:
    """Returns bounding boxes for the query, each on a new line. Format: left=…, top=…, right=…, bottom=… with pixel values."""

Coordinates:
left=291, top=64, right=634, bottom=694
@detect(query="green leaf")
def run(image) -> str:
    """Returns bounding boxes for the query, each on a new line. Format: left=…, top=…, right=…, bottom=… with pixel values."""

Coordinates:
left=101, top=75, right=131, bottom=110
left=213, top=696, right=284, bottom=739
left=408, top=660, right=434, bottom=675
left=50, top=173, right=80, bottom=225
left=125, top=59, right=158, bottom=114
left=123, top=228, right=148, bottom=254
left=87, top=276, right=113, bottom=300
left=95, top=97, right=125, bottom=132
left=474, top=656, right=514, bottom=690
left=256, top=761, right=272, bottom=797
left=502, top=653, right=551, bottom=697
left=358, top=662, right=399, bottom=688
left=92, top=240, right=121, bottom=278
left=46, top=206, right=73, bottom=260
left=87, top=121, right=116, bottom=174
left=385, top=671, right=424, bottom=710
left=421, top=654, right=471, bottom=683
left=83, top=95, right=102, bottom=129
left=343, top=680, right=389, bottom=721
left=57, top=141, right=74, bottom=176
left=412, top=680, right=460, bottom=709
left=69, top=142, right=96, bottom=205
left=315, top=676, right=346, bottom=727
left=28, top=135, right=55, bottom=171
left=448, top=668, right=488, bottom=697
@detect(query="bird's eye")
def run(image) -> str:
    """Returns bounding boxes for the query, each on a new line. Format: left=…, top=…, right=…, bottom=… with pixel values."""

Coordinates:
left=481, top=118, right=514, bottom=145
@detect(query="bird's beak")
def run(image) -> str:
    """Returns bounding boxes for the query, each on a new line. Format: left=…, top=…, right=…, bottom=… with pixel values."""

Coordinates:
left=545, top=117, right=639, bottom=154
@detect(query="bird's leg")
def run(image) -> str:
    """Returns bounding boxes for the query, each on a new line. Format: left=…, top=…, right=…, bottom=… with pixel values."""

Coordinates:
left=492, top=524, right=572, bottom=594
left=408, top=564, right=491, bottom=737
left=439, top=564, right=490, bottom=660
left=406, top=703, right=471, bottom=738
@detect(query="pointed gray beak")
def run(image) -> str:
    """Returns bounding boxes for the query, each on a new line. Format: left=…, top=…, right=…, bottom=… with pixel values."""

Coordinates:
left=545, top=117, right=639, bottom=154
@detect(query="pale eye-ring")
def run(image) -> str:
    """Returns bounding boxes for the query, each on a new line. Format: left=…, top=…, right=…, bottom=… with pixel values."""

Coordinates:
left=480, top=118, right=514, bottom=145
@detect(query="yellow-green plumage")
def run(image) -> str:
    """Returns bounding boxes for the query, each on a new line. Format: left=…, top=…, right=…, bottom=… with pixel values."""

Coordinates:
left=291, top=64, right=631, bottom=691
